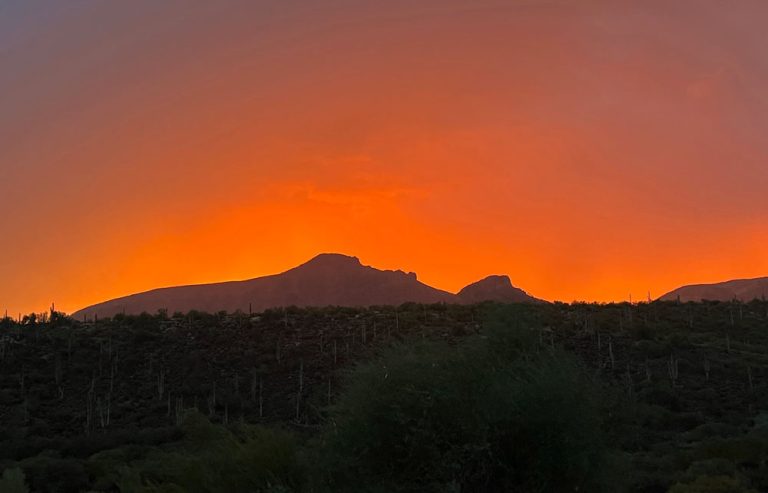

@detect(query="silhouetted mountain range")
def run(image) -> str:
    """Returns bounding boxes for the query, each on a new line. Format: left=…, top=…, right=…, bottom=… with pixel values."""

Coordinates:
left=659, top=277, right=768, bottom=302
left=72, top=253, right=541, bottom=318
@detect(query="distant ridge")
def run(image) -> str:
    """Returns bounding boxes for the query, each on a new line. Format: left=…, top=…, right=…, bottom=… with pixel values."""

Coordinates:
left=72, top=253, right=542, bottom=318
left=659, top=277, right=768, bottom=302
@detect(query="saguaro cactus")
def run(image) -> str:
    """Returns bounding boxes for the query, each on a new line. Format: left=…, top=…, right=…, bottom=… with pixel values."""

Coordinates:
left=259, top=376, right=264, bottom=418
left=597, top=331, right=602, bottom=352
left=295, top=360, right=304, bottom=422
left=54, top=354, right=64, bottom=400
left=250, top=368, right=258, bottom=402
left=175, top=397, right=184, bottom=426
left=608, top=337, right=615, bottom=370
left=157, top=368, right=165, bottom=400
left=667, top=355, right=679, bottom=387
left=625, top=364, right=634, bottom=398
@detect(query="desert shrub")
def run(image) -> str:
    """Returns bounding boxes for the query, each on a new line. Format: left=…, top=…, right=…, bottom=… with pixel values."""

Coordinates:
left=115, top=411, right=303, bottom=493
left=0, top=467, right=29, bottom=493
left=685, top=459, right=737, bottom=480
left=639, top=384, right=682, bottom=411
left=19, top=455, right=89, bottom=493
left=632, top=323, right=658, bottom=340
left=668, top=475, right=757, bottom=493
left=319, top=309, right=626, bottom=492
left=640, top=405, right=706, bottom=432
left=664, top=332, right=693, bottom=351
left=0, top=437, right=60, bottom=461
left=693, top=434, right=768, bottom=466
left=62, top=427, right=181, bottom=458
left=88, top=444, right=153, bottom=491
left=635, top=339, right=668, bottom=358
left=683, top=423, right=740, bottom=443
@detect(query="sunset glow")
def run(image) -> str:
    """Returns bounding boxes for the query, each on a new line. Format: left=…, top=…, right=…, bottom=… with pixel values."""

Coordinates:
left=2, top=0, right=767, bottom=314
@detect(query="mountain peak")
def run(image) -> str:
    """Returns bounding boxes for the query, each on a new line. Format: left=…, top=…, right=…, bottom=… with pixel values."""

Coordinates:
left=300, top=253, right=362, bottom=268
left=458, top=275, right=539, bottom=303
left=476, top=275, right=512, bottom=286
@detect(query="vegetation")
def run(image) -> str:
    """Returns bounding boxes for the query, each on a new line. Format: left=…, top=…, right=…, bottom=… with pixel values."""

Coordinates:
left=319, top=333, right=621, bottom=491
left=1, top=300, right=767, bottom=491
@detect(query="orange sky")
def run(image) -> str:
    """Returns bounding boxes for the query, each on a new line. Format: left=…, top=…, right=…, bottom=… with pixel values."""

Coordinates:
left=2, top=0, right=768, bottom=314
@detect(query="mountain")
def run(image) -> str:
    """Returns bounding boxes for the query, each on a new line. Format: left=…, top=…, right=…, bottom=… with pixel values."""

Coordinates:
left=72, top=253, right=541, bottom=319
left=659, top=277, right=768, bottom=302
left=457, top=275, right=538, bottom=303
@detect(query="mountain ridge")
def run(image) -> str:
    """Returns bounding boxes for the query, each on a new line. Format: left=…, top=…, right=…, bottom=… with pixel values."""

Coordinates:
left=72, top=253, right=542, bottom=318
left=659, top=276, right=768, bottom=302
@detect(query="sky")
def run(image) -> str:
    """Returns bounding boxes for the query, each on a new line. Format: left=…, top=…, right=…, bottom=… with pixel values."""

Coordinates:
left=1, top=0, right=767, bottom=314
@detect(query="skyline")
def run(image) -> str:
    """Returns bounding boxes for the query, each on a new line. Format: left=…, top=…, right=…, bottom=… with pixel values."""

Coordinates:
left=2, top=0, right=768, bottom=314
left=5, top=251, right=768, bottom=317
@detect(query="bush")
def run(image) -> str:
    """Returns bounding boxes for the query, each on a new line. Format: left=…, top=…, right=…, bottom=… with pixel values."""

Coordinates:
left=0, top=468, right=29, bottom=493
left=19, top=455, right=89, bottom=493
left=115, top=411, right=303, bottom=493
left=668, top=475, right=757, bottom=493
left=319, top=312, right=626, bottom=492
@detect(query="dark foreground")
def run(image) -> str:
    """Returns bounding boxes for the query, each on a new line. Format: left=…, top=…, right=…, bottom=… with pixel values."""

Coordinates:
left=1, top=301, right=768, bottom=492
